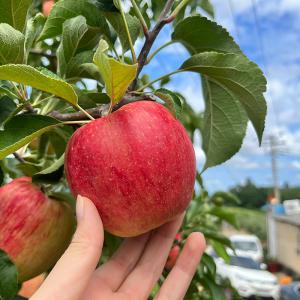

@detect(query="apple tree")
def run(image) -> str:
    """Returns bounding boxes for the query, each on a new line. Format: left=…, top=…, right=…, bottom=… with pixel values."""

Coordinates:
left=0, top=0, right=266, bottom=299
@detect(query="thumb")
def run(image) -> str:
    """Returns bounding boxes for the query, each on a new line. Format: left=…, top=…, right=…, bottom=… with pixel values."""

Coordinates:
left=31, top=196, right=104, bottom=300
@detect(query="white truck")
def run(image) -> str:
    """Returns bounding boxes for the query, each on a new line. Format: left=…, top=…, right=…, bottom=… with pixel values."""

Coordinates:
left=228, top=234, right=263, bottom=263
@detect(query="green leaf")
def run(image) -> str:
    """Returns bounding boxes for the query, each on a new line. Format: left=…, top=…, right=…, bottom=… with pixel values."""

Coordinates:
left=25, top=13, right=46, bottom=58
left=0, top=115, right=61, bottom=159
left=0, top=249, right=18, bottom=300
left=57, top=16, right=103, bottom=79
left=201, top=253, right=216, bottom=278
left=78, top=91, right=110, bottom=109
left=0, top=96, right=17, bottom=127
left=48, top=126, right=74, bottom=157
left=202, top=277, right=227, bottom=300
left=0, top=85, right=18, bottom=100
left=33, top=154, right=65, bottom=184
left=208, top=207, right=239, bottom=229
left=210, top=240, right=230, bottom=263
left=201, top=228, right=232, bottom=249
left=211, top=191, right=240, bottom=205
left=93, top=40, right=138, bottom=104
left=57, top=16, right=89, bottom=77
left=0, top=24, right=25, bottom=65
left=0, top=0, right=33, bottom=32
left=154, top=88, right=183, bottom=119
left=0, top=64, right=78, bottom=105
left=180, top=52, right=267, bottom=167
left=172, top=15, right=241, bottom=54
left=201, top=77, right=248, bottom=169
left=66, top=50, right=102, bottom=81
left=17, top=162, right=41, bottom=177
left=105, top=12, right=141, bottom=51
left=172, top=15, right=267, bottom=169
left=38, top=0, right=109, bottom=41
left=92, top=0, right=119, bottom=11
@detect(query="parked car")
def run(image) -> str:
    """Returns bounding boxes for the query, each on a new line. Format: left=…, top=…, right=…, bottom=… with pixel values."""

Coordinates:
left=215, top=256, right=280, bottom=300
left=280, top=282, right=300, bottom=300
left=228, top=234, right=263, bottom=262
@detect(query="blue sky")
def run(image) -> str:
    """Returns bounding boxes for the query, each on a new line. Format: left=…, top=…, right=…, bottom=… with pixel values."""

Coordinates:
left=138, top=0, right=300, bottom=193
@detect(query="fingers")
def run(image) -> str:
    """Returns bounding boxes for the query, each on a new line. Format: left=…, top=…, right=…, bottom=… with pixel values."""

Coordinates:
left=31, top=196, right=104, bottom=300
left=155, top=232, right=206, bottom=300
left=92, top=233, right=150, bottom=291
left=118, top=214, right=184, bottom=298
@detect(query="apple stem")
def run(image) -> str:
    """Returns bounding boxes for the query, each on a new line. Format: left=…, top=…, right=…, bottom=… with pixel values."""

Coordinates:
left=62, top=121, right=91, bottom=125
left=76, top=105, right=95, bottom=121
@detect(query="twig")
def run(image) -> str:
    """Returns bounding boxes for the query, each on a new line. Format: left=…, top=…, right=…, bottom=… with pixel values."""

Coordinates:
left=147, top=40, right=175, bottom=64
left=13, top=152, right=25, bottom=163
left=49, top=95, right=154, bottom=121
left=112, top=95, right=154, bottom=112
left=129, top=0, right=176, bottom=90
left=49, top=105, right=110, bottom=121
left=76, top=104, right=96, bottom=120
left=11, top=81, right=36, bottom=113
left=158, top=0, right=176, bottom=21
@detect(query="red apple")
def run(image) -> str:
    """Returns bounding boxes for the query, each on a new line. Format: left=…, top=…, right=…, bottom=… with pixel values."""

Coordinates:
left=165, top=245, right=180, bottom=270
left=175, top=233, right=182, bottom=243
left=0, top=177, right=75, bottom=282
left=42, top=0, right=54, bottom=17
left=65, top=101, right=196, bottom=237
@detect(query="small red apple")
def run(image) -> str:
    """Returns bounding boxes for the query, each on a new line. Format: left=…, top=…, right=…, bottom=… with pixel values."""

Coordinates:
left=175, top=233, right=182, bottom=243
left=165, top=245, right=180, bottom=270
left=65, top=101, right=196, bottom=237
left=0, top=177, right=75, bottom=282
left=42, top=0, right=54, bottom=17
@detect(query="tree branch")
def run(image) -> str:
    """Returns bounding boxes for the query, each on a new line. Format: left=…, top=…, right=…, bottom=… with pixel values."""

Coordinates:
left=49, top=95, right=154, bottom=121
left=129, top=0, right=176, bottom=91
left=49, top=105, right=110, bottom=121
left=158, top=0, right=176, bottom=22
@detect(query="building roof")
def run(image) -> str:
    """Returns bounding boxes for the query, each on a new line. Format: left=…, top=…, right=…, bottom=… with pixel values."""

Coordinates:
left=274, top=214, right=300, bottom=226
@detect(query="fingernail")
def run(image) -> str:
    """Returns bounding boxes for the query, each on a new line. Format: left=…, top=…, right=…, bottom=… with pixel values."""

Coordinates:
left=76, top=195, right=85, bottom=220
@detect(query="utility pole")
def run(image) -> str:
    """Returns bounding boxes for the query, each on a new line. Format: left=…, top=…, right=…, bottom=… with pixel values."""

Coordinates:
left=269, top=135, right=281, bottom=203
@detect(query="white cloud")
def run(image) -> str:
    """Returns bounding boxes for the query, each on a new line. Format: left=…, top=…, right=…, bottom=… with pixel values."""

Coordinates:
left=212, top=0, right=300, bottom=19
left=194, top=146, right=206, bottom=165
left=291, top=161, right=300, bottom=169
left=227, top=155, right=260, bottom=169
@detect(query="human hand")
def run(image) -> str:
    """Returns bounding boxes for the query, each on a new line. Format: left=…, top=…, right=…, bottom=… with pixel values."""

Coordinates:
left=31, top=196, right=205, bottom=300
